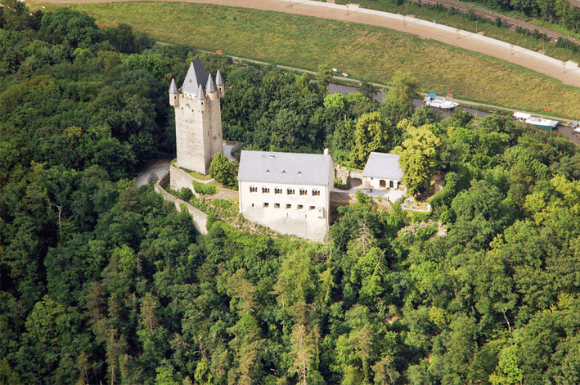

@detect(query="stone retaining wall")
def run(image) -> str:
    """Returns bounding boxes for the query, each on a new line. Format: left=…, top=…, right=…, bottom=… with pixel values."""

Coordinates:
left=169, top=164, right=203, bottom=198
left=155, top=170, right=208, bottom=234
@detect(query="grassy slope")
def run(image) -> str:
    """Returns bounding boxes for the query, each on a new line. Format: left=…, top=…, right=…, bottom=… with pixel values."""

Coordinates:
left=30, top=1, right=580, bottom=118
left=332, top=0, right=580, bottom=64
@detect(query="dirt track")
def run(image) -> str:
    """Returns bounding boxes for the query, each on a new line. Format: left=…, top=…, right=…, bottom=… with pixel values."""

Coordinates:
left=37, top=0, right=580, bottom=88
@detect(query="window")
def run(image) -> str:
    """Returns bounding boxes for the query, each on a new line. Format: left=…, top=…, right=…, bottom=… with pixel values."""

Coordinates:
left=262, top=187, right=270, bottom=194
left=287, top=188, right=295, bottom=195
left=310, top=206, right=316, bottom=210
left=251, top=203, right=254, bottom=208
left=275, top=187, right=283, bottom=194
left=263, top=202, right=269, bottom=208
left=300, top=188, right=308, bottom=196
left=274, top=203, right=280, bottom=208
left=312, top=189, right=321, bottom=196
left=286, top=204, right=292, bottom=209
left=250, top=186, right=257, bottom=193
left=297, top=204, right=304, bottom=210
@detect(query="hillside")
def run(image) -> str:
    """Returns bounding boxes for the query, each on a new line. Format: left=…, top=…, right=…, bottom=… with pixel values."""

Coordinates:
left=3, top=4, right=580, bottom=384
left=29, top=0, right=580, bottom=118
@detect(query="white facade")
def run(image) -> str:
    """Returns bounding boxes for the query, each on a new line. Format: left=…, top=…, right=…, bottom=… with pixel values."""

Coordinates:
left=366, top=176, right=404, bottom=190
left=238, top=151, right=334, bottom=242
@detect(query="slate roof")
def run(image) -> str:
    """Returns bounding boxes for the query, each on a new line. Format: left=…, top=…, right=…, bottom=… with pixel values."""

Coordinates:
left=216, top=70, right=224, bottom=86
left=238, top=150, right=332, bottom=186
left=169, top=78, right=178, bottom=94
left=182, top=57, right=208, bottom=94
left=206, top=73, right=217, bottom=93
left=362, top=152, right=403, bottom=180
left=196, top=85, right=205, bottom=99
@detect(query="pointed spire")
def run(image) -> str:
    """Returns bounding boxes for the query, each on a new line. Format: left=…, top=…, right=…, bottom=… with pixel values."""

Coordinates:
left=182, top=62, right=197, bottom=94
left=215, top=70, right=224, bottom=86
left=206, top=73, right=217, bottom=93
left=169, top=78, right=178, bottom=94
left=181, top=58, right=209, bottom=94
left=196, top=84, right=205, bottom=99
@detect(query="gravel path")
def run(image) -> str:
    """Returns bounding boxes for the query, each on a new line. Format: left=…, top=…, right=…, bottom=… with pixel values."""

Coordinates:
left=37, top=0, right=580, bottom=88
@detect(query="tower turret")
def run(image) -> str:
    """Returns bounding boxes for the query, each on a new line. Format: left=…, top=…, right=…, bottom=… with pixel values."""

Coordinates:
left=196, top=84, right=206, bottom=100
left=216, top=70, right=224, bottom=97
left=169, top=78, right=178, bottom=107
left=206, top=72, right=217, bottom=100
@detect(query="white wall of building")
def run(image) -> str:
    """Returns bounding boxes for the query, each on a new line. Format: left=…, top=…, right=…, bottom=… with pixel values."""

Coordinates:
left=365, top=176, right=405, bottom=191
left=239, top=180, right=331, bottom=242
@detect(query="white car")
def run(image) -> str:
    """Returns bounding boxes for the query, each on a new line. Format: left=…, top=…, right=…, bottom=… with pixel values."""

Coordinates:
left=423, top=95, right=459, bottom=109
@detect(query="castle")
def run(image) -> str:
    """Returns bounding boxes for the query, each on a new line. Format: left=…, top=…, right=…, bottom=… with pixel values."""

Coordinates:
left=168, top=59, right=406, bottom=242
left=169, top=58, right=224, bottom=175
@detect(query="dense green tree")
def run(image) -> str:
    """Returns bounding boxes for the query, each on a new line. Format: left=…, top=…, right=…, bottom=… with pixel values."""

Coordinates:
left=398, top=123, right=441, bottom=194
left=385, top=71, right=419, bottom=109
left=316, top=64, right=333, bottom=94
left=350, top=111, right=389, bottom=167
left=209, top=153, right=237, bottom=189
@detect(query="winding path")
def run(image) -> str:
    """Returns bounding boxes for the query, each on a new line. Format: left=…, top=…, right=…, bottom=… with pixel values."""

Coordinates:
left=38, top=0, right=580, bottom=88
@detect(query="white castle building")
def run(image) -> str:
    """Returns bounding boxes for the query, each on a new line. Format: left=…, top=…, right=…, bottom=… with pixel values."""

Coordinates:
left=237, top=150, right=334, bottom=242
left=169, top=58, right=224, bottom=175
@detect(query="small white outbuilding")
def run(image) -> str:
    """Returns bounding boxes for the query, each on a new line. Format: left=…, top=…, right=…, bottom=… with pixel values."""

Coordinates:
left=362, top=152, right=405, bottom=192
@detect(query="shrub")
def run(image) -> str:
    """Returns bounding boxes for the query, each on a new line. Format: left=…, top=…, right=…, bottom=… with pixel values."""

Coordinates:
left=209, top=153, right=238, bottom=189
left=179, top=187, right=193, bottom=201
left=193, top=180, right=218, bottom=195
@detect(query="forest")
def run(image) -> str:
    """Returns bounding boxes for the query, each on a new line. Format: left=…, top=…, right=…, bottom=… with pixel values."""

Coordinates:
left=3, top=2, right=580, bottom=384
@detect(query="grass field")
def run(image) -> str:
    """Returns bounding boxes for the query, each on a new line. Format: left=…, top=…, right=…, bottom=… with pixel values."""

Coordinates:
left=29, top=1, right=580, bottom=118
left=332, top=0, right=580, bottom=63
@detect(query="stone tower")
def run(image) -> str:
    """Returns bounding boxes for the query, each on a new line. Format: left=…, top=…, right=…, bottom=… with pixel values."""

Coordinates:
left=169, top=58, right=225, bottom=175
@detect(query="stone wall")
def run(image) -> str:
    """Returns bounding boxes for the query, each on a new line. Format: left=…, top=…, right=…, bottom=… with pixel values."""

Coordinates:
left=334, top=164, right=351, bottom=185
left=155, top=170, right=208, bottom=235
left=169, top=164, right=202, bottom=198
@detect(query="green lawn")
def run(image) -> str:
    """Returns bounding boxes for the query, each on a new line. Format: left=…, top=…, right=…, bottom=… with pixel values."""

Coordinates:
left=30, top=1, right=580, bottom=118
